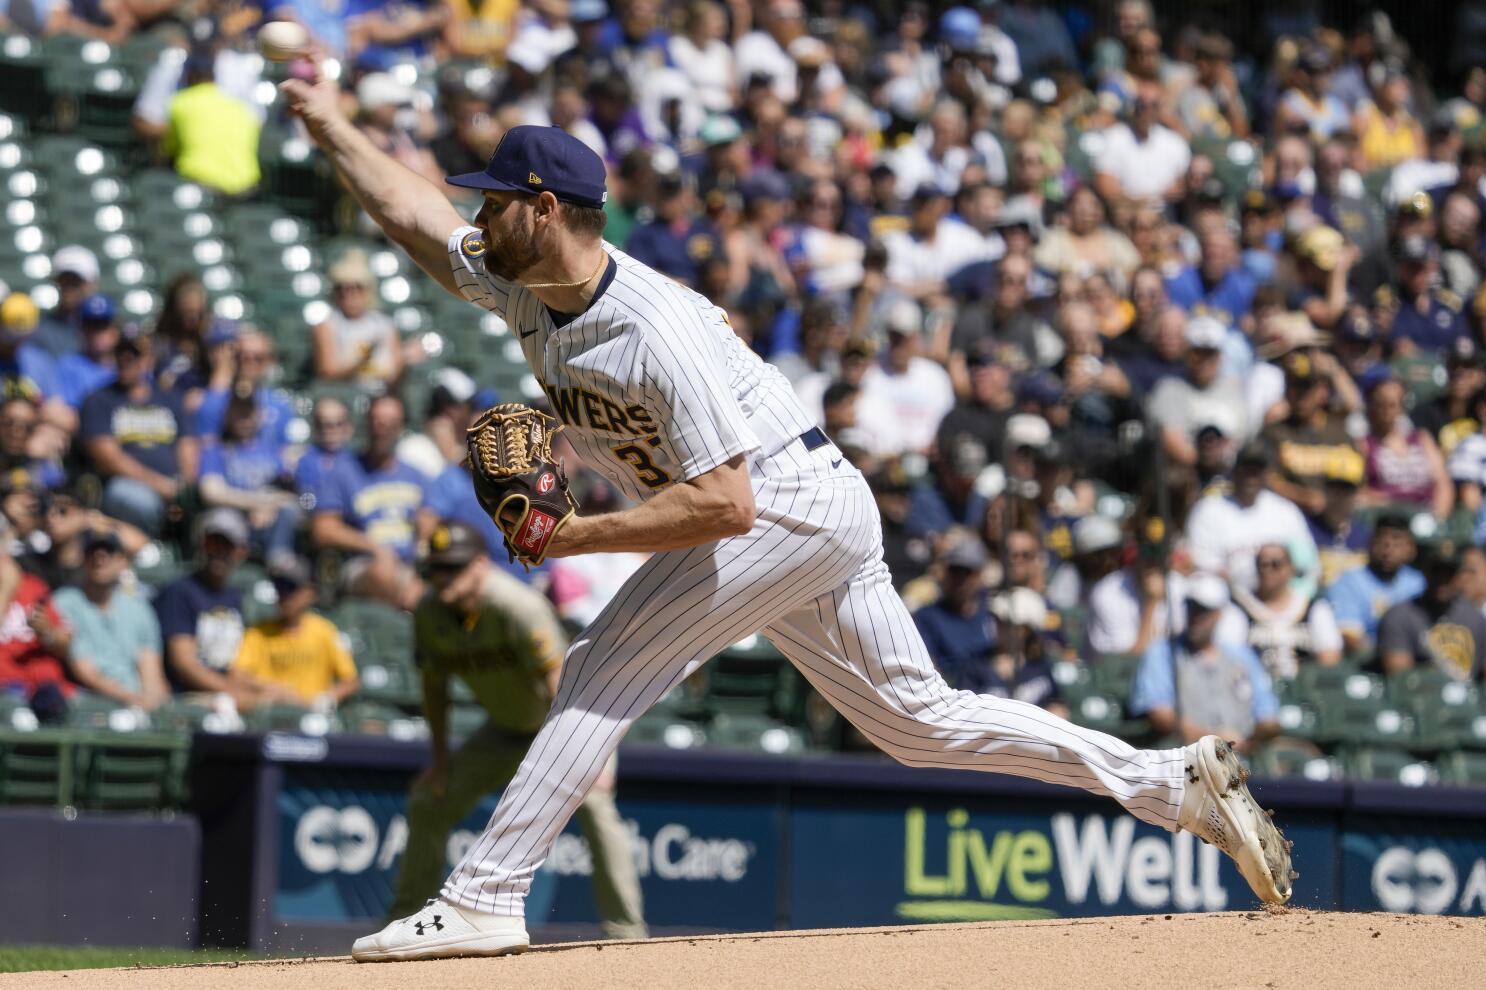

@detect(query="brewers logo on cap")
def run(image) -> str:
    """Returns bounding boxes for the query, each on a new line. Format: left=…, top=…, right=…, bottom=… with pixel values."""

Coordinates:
left=460, top=232, right=486, bottom=259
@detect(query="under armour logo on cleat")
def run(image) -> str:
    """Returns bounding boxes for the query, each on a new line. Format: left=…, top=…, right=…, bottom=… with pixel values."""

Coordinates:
left=414, top=916, right=445, bottom=935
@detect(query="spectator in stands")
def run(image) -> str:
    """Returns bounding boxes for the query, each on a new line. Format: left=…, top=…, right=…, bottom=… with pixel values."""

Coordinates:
left=0, top=292, right=70, bottom=438
left=230, top=557, right=359, bottom=707
left=163, top=47, right=262, bottom=197
left=856, top=301, right=955, bottom=457
left=430, top=80, right=500, bottom=178
left=1358, top=377, right=1453, bottom=519
left=1378, top=547, right=1486, bottom=682
left=0, top=545, right=73, bottom=712
left=31, top=245, right=98, bottom=359
left=668, top=0, right=737, bottom=114
left=1307, top=451, right=1371, bottom=589
left=983, top=585, right=1066, bottom=714
left=1165, top=227, right=1256, bottom=333
left=308, top=394, right=428, bottom=610
left=1261, top=351, right=1358, bottom=517
left=18, top=490, right=145, bottom=592
left=1275, top=46, right=1350, bottom=142
left=1077, top=514, right=1162, bottom=662
left=79, top=325, right=197, bottom=537
left=295, top=395, right=356, bottom=495
left=1179, top=32, right=1249, bottom=141
left=57, top=294, right=118, bottom=410
left=1414, top=339, right=1484, bottom=455
left=53, top=529, right=167, bottom=711
left=441, top=0, right=521, bottom=60
left=881, top=181, right=996, bottom=302
left=154, top=509, right=248, bottom=698
left=913, top=536, right=997, bottom=685
left=1231, top=543, right=1343, bottom=679
left=1034, top=185, right=1140, bottom=288
left=312, top=250, right=404, bottom=389
left=1312, top=138, right=1385, bottom=253
left=354, top=72, right=443, bottom=186
left=624, top=171, right=723, bottom=287
left=198, top=386, right=300, bottom=566
left=1325, top=512, right=1423, bottom=656
left=1185, top=441, right=1317, bottom=592
left=348, top=0, right=448, bottom=67
left=0, top=397, right=63, bottom=493
left=397, top=367, right=481, bottom=478
left=1130, top=573, right=1279, bottom=752
left=1146, top=314, right=1248, bottom=468
left=1354, top=67, right=1425, bottom=173
left=1387, top=237, right=1469, bottom=355
left=192, top=330, right=296, bottom=448
left=949, top=252, right=1047, bottom=374
left=1094, top=82, right=1191, bottom=209
left=1292, top=225, right=1356, bottom=332
left=151, top=273, right=215, bottom=400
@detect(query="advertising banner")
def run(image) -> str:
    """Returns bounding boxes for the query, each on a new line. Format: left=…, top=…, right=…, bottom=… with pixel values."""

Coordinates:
left=274, top=766, right=778, bottom=930
left=1341, top=819, right=1486, bottom=915
left=788, top=797, right=1337, bottom=926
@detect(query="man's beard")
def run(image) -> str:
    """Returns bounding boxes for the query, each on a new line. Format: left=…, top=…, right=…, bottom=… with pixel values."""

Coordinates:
left=483, top=219, right=543, bottom=282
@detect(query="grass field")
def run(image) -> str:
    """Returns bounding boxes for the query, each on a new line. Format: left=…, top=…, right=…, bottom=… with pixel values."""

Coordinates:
left=0, top=945, right=271, bottom=973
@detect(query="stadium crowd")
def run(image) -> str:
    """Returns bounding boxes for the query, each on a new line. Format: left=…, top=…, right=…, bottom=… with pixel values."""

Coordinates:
left=2, top=0, right=1486, bottom=767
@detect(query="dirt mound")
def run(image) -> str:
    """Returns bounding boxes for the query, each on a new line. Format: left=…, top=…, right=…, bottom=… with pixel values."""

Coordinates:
left=6, top=911, right=1480, bottom=990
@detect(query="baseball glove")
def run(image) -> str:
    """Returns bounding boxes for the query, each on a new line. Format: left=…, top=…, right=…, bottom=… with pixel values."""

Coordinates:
left=465, top=403, right=577, bottom=568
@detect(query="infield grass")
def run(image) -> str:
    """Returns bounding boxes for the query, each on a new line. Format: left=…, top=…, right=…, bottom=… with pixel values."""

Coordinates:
left=0, top=945, right=274, bottom=973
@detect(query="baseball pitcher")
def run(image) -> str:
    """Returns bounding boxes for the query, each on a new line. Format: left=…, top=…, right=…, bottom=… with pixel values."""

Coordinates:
left=277, top=69, right=1294, bottom=963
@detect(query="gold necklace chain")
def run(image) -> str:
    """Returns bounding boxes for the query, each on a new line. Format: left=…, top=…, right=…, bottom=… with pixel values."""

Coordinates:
left=523, top=250, right=608, bottom=291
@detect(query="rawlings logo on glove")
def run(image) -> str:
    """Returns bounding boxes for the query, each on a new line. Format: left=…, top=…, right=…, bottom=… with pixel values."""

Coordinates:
left=465, top=403, right=578, bottom=568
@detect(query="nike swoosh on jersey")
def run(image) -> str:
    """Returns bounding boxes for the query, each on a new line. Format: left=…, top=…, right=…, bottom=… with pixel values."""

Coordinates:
left=519, top=327, right=539, bottom=338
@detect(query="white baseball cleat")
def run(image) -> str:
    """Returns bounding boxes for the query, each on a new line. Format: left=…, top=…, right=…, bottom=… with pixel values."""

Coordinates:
left=1178, top=735, right=1295, bottom=905
left=351, top=899, right=529, bottom=962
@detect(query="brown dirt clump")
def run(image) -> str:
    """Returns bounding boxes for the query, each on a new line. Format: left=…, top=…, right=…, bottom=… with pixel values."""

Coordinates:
left=5, top=910, right=1480, bottom=990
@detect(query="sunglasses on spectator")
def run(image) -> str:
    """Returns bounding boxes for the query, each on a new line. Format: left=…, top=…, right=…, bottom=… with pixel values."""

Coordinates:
left=1008, top=549, right=1038, bottom=561
left=315, top=417, right=350, bottom=430
left=1257, top=556, right=1289, bottom=570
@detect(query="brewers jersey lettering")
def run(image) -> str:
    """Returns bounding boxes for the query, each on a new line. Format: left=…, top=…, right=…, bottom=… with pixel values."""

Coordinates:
left=438, top=226, right=1190, bottom=917
left=448, top=226, right=814, bottom=500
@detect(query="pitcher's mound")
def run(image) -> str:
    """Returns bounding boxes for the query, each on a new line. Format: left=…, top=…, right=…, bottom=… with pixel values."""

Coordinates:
left=12, top=910, right=1483, bottom=990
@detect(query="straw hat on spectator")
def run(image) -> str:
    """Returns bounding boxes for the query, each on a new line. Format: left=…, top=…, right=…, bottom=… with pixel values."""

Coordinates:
left=1257, top=311, right=1330, bottom=360
left=1294, top=225, right=1344, bottom=272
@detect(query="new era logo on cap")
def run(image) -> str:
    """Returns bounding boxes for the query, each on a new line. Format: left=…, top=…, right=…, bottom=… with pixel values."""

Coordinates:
left=446, top=126, right=607, bottom=209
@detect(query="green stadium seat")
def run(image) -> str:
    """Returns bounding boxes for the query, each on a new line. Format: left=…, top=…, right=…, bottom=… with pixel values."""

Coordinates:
left=700, top=634, right=799, bottom=720
left=1342, top=746, right=1435, bottom=786
left=0, top=729, right=74, bottom=805
left=1050, top=660, right=1095, bottom=708
left=244, top=703, right=339, bottom=734
left=333, top=598, right=414, bottom=667
left=1437, top=750, right=1486, bottom=786
left=705, top=712, right=807, bottom=754
left=358, top=661, right=422, bottom=708
left=623, top=711, right=707, bottom=750
left=73, top=733, right=191, bottom=811
left=0, top=35, right=52, bottom=123
left=1090, top=653, right=1141, bottom=700
left=1249, top=738, right=1330, bottom=780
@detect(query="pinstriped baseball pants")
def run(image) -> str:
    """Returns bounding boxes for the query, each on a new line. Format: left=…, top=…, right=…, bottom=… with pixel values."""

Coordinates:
left=440, top=440, right=1189, bottom=917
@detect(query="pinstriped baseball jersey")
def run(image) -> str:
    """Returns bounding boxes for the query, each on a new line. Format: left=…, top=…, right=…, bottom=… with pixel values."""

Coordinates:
left=429, top=222, right=1194, bottom=924
left=447, top=226, right=816, bottom=502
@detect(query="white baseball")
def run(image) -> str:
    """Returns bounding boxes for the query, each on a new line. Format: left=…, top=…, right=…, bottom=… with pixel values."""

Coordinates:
left=257, top=20, right=310, bottom=62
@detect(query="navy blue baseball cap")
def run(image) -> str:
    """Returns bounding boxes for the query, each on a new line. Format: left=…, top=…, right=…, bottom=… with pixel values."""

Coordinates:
left=79, top=293, right=115, bottom=323
left=446, top=125, right=608, bottom=209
